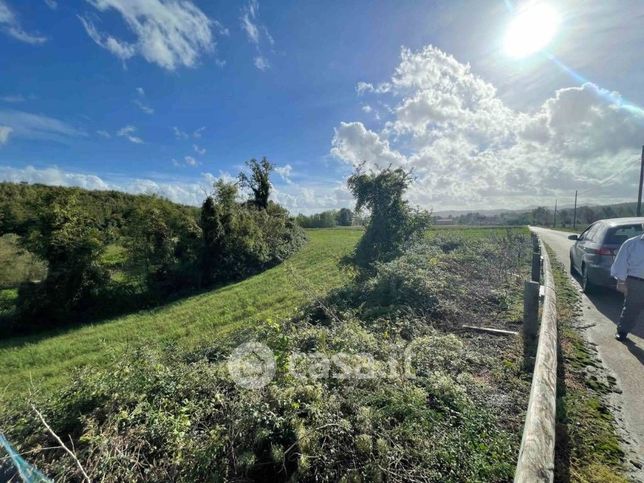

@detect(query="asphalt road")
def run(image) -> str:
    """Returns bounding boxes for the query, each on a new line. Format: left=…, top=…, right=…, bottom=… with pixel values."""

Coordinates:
left=532, top=227, right=644, bottom=467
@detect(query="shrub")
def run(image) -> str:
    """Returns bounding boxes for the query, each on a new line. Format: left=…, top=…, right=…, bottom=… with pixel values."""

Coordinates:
left=347, top=166, right=431, bottom=272
left=201, top=181, right=306, bottom=285
left=0, top=230, right=531, bottom=482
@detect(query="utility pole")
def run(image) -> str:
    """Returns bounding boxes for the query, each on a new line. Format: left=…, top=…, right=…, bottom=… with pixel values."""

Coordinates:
left=638, top=145, right=644, bottom=217
left=553, top=199, right=558, bottom=228
left=573, top=190, right=578, bottom=230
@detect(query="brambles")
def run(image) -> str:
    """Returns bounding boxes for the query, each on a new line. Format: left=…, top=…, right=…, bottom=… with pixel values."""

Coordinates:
left=1, top=229, right=532, bottom=482
left=347, top=166, right=431, bottom=272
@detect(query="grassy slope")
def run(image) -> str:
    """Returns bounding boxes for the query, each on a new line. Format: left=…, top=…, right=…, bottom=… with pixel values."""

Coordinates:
left=0, top=229, right=361, bottom=400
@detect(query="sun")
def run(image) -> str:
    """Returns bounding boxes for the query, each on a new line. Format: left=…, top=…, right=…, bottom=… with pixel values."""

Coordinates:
left=504, top=2, right=560, bottom=58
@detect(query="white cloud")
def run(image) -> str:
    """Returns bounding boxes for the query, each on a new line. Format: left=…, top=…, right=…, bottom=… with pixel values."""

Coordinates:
left=193, top=144, right=206, bottom=155
left=0, top=125, right=12, bottom=145
left=78, top=15, right=136, bottom=61
left=96, top=129, right=111, bottom=138
left=274, top=164, right=292, bottom=184
left=332, top=45, right=644, bottom=210
left=173, top=126, right=189, bottom=140
left=79, top=0, right=218, bottom=70
left=331, top=121, right=406, bottom=167
left=117, top=125, right=143, bottom=144
left=0, top=94, right=26, bottom=103
left=193, top=126, right=206, bottom=138
left=172, top=155, right=200, bottom=167
left=254, top=56, right=269, bottom=71
left=0, top=110, right=84, bottom=143
left=132, top=87, right=154, bottom=113
left=240, top=0, right=260, bottom=44
left=43, top=0, right=58, bottom=9
left=240, top=1, right=273, bottom=70
left=356, top=82, right=391, bottom=95
left=0, top=0, right=47, bottom=44
left=133, top=99, right=154, bottom=115
left=271, top=181, right=354, bottom=215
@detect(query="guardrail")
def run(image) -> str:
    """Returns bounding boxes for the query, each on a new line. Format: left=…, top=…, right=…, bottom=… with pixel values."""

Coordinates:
left=515, top=236, right=558, bottom=483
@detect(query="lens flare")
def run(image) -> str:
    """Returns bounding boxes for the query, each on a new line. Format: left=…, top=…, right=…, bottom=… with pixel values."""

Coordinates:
left=504, top=3, right=560, bottom=58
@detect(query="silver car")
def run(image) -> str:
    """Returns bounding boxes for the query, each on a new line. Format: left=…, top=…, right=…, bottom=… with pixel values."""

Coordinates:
left=569, top=217, right=644, bottom=293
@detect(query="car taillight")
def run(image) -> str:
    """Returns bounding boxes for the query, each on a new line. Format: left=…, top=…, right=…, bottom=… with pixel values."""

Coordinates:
left=593, top=247, right=616, bottom=256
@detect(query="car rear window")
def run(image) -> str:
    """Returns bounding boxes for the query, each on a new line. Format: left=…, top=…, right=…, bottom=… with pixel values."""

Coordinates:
left=605, top=224, right=644, bottom=245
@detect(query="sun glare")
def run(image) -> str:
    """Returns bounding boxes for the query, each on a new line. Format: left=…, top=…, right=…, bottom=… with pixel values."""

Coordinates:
left=504, top=2, right=560, bottom=58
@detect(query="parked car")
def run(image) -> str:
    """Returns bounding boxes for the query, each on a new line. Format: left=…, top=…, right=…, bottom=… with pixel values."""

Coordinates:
left=569, top=217, right=644, bottom=293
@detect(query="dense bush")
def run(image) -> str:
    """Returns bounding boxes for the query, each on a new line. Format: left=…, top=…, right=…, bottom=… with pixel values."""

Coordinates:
left=0, top=160, right=305, bottom=334
left=347, top=166, right=432, bottom=271
left=201, top=181, right=306, bottom=284
left=1, top=230, right=531, bottom=482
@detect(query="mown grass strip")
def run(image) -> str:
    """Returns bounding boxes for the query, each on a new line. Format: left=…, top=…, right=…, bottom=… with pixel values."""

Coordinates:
left=546, top=246, right=627, bottom=483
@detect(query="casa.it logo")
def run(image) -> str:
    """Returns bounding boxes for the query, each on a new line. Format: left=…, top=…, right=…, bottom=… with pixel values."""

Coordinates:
left=227, top=341, right=276, bottom=389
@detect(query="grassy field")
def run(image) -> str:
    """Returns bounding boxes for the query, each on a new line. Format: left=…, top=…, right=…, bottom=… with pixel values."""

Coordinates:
left=0, top=225, right=529, bottom=402
left=0, top=229, right=362, bottom=400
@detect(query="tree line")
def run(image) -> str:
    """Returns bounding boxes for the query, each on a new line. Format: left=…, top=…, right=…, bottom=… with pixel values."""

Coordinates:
left=451, top=202, right=641, bottom=228
left=294, top=208, right=355, bottom=228
left=0, top=158, right=305, bottom=334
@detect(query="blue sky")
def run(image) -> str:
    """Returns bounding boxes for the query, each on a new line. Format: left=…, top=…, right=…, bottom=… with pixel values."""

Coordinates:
left=1, top=0, right=643, bottom=213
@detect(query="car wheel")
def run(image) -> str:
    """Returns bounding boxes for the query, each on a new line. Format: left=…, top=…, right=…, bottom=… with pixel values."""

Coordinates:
left=569, top=254, right=576, bottom=275
left=581, top=265, right=595, bottom=294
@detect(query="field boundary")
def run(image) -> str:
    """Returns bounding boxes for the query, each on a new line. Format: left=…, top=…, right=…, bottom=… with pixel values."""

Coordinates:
left=515, top=238, right=558, bottom=483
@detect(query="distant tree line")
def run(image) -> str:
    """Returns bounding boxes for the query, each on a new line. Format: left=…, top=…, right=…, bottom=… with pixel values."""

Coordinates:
left=295, top=208, right=355, bottom=228
left=0, top=158, right=305, bottom=334
left=452, top=202, right=641, bottom=229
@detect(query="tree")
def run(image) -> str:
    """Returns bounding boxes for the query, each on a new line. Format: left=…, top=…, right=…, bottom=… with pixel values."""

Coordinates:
left=200, top=195, right=220, bottom=285
left=347, top=165, right=431, bottom=271
left=200, top=181, right=238, bottom=284
left=127, top=206, right=176, bottom=289
left=531, top=207, right=550, bottom=226
left=239, top=158, right=273, bottom=210
left=337, top=208, right=353, bottom=226
left=16, top=194, right=108, bottom=322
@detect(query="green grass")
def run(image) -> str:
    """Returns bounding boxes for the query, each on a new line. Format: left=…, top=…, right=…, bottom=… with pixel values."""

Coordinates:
left=428, top=225, right=530, bottom=238
left=546, top=246, right=628, bottom=483
left=0, top=226, right=529, bottom=403
left=0, top=229, right=361, bottom=400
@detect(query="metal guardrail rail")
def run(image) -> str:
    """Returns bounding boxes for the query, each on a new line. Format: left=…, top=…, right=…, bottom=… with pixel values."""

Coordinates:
left=515, top=239, right=558, bottom=483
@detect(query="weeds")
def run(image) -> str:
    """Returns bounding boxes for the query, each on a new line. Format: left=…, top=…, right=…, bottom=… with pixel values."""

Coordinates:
left=1, top=229, right=532, bottom=482
left=547, top=247, right=628, bottom=483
